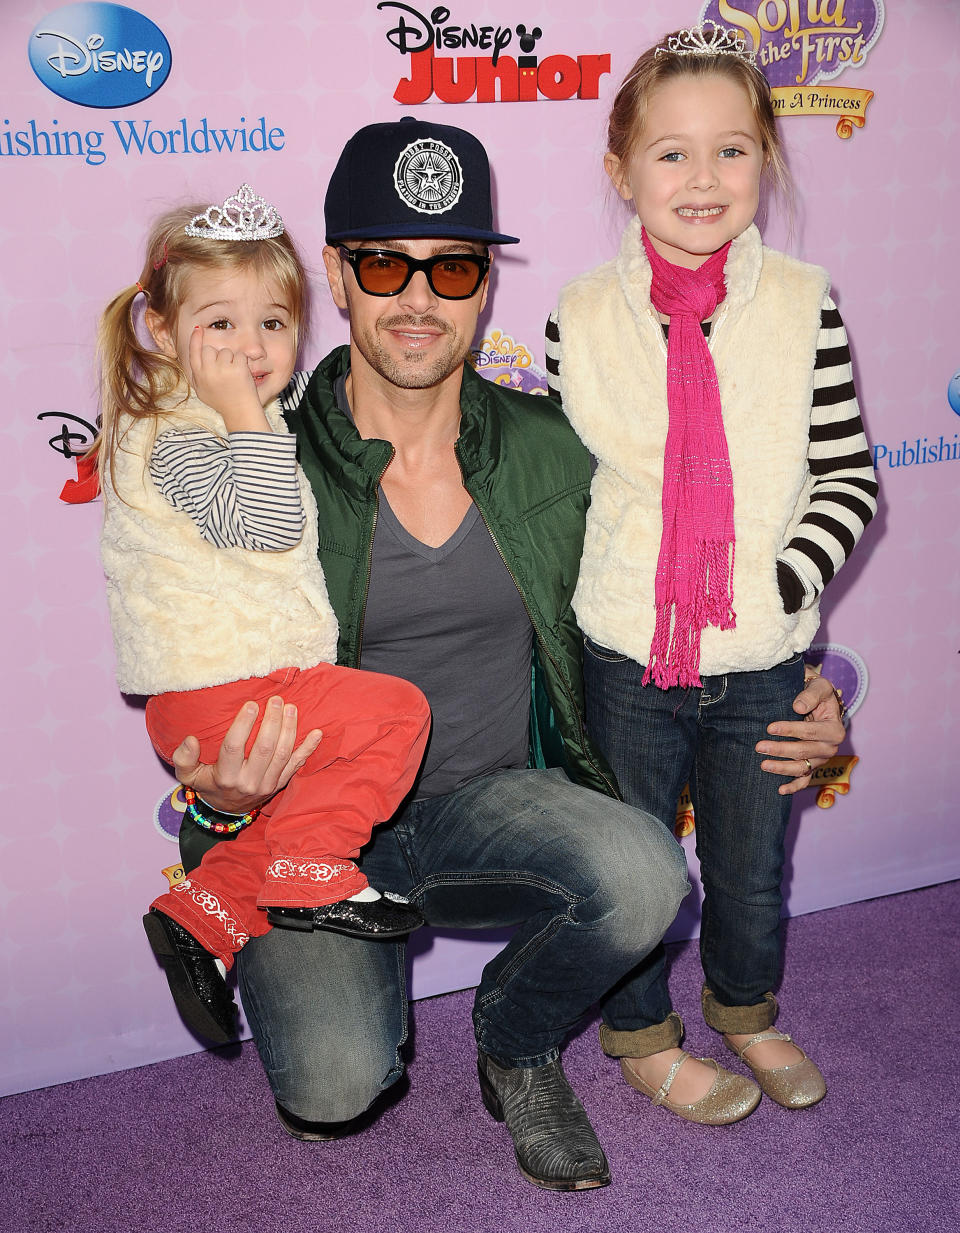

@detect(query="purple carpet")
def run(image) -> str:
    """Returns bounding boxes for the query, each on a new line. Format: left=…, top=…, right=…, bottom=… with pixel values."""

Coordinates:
left=4, top=881, right=958, bottom=1233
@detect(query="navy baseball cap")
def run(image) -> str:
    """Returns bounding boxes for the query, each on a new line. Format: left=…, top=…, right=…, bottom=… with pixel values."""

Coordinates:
left=325, top=116, right=519, bottom=246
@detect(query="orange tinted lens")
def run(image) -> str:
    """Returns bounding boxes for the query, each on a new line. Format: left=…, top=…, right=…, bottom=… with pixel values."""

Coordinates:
left=430, top=257, right=480, bottom=295
left=355, top=253, right=409, bottom=293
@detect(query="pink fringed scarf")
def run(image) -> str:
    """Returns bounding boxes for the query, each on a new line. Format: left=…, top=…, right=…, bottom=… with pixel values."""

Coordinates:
left=641, top=227, right=736, bottom=689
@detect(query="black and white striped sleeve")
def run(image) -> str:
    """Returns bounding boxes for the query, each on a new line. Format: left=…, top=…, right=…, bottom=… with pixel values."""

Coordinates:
left=279, top=370, right=311, bottom=417
left=149, top=427, right=306, bottom=552
left=544, top=312, right=562, bottom=401
left=776, top=295, right=878, bottom=613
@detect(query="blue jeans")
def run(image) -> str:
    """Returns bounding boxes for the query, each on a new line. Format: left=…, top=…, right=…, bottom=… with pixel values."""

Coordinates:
left=583, top=639, right=804, bottom=1038
left=234, top=767, right=689, bottom=1122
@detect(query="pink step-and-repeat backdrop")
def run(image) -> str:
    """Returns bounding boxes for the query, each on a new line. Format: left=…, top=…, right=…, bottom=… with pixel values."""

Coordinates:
left=3, top=0, right=958, bottom=1095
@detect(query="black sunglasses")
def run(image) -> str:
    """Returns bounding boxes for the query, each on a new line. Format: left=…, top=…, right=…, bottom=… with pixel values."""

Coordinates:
left=337, top=246, right=490, bottom=300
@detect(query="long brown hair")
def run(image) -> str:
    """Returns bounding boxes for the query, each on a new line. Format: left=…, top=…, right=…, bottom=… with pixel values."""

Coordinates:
left=95, top=200, right=308, bottom=488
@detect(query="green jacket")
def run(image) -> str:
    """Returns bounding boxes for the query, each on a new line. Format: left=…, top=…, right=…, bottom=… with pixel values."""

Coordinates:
left=286, top=345, right=620, bottom=800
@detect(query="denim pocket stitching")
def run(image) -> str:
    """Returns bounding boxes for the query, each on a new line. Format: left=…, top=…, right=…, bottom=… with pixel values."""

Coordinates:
left=583, top=636, right=630, bottom=664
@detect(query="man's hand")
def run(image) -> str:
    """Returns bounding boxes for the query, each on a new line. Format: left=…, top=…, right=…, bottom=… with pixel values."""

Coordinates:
left=172, top=695, right=322, bottom=815
left=188, top=326, right=269, bottom=433
left=757, top=672, right=845, bottom=796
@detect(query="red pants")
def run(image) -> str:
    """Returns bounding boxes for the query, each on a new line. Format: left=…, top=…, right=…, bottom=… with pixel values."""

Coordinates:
left=145, top=664, right=430, bottom=965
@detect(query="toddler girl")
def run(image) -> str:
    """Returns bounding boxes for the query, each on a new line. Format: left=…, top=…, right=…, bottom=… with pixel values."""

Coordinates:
left=98, top=186, right=431, bottom=1043
left=548, top=26, right=877, bottom=1120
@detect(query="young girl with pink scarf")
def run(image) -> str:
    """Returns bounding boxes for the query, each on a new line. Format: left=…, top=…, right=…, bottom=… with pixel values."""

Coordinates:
left=548, top=25, right=877, bottom=1124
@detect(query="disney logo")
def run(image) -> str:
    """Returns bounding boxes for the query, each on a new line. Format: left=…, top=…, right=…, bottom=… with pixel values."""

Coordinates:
left=473, top=348, right=526, bottom=368
left=38, top=411, right=98, bottom=457
left=29, top=5, right=172, bottom=109
left=378, top=2, right=513, bottom=65
left=36, top=29, right=165, bottom=86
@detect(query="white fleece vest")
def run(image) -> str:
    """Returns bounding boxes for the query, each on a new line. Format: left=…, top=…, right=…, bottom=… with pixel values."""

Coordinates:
left=558, top=221, right=829, bottom=675
left=100, top=393, right=339, bottom=695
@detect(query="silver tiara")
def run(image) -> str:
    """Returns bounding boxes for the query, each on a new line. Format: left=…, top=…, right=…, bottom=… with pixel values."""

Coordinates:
left=656, top=23, right=757, bottom=67
left=184, top=184, right=284, bottom=241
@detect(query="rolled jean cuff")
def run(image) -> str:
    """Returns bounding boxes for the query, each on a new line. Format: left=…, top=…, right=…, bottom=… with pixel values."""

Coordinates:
left=701, top=986, right=778, bottom=1034
left=599, top=1011, right=683, bottom=1059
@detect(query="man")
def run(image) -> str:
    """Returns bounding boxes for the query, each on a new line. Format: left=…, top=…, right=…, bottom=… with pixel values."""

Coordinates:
left=169, top=117, right=845, bottom=1191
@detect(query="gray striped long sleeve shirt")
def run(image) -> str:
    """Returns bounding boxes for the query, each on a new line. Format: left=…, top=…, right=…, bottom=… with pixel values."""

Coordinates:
left=149, top=424, right=306, bottom=552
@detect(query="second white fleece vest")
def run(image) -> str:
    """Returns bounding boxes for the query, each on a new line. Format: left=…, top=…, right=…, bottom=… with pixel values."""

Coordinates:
left=557, top=221, right=829, bottom=675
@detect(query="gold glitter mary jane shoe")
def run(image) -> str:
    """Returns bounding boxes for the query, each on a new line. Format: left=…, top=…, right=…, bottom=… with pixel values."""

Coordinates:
left=723, top=1029, right=827, bottom=1109
left=620, top=1051, right=761, bottom=1124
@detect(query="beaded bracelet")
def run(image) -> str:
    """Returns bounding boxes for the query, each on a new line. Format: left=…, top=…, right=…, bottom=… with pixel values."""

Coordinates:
left=183, top=786, right=260, bottom=835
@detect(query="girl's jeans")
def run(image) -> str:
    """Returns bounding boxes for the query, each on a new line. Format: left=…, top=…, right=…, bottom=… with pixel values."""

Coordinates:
left=584, top=637, right=804, bottom=1046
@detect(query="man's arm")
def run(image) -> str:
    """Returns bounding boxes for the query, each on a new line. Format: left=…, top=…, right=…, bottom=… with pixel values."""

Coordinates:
left=757, top=671, right=845, bottom=796
left=173, top=696, right=323, bottom=814
left=171, top=677, right=841, bottom=809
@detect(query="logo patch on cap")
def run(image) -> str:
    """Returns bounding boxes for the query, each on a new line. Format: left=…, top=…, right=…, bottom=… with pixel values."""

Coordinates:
left=393, top=139, right=464, bottom=215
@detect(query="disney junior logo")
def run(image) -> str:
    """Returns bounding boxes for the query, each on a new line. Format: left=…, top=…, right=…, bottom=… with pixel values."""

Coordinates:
left=37, top=410, right=98, bottom=457
left=29, top=3, right=171, bottom=108
left=380, top=2, right=514, bottom=63
left=377, top=3, right=610, bottom=104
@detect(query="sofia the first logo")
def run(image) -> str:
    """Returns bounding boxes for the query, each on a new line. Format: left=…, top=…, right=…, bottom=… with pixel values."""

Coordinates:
left=154, top=788, right=188, bottom=887
left=155, top=785, right=186, bottom=842
left=699, top=0, right=884, bottom=138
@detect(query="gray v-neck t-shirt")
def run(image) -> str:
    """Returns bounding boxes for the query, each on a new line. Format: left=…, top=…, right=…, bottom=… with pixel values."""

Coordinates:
left=336, top=375, right=534, bottom=800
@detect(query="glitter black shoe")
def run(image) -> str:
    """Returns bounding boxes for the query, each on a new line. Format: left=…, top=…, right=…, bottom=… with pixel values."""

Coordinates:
left=477, top=1051, right=610, bottom=1191
left=266, top=892, right=424, bottom=940
left=142, top=909, right=239, bottom=1045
